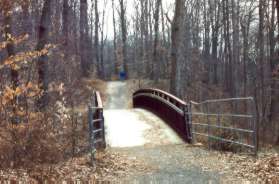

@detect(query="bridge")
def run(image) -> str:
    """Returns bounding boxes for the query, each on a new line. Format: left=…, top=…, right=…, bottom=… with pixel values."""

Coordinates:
left=89, top=81, right=257, bottom=152
left=103, top=82, right=186, bottom=148
left=87, top=81, right=258, bottom=182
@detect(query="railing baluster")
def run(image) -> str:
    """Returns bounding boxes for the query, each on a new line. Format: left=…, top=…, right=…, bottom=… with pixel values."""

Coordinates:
left=88, top=91, right=106, bottom=166
left=88, top=106, right=95, bottom=166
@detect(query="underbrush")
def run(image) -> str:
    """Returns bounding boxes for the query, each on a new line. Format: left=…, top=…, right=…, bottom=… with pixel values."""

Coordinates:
left=0, top=79, right=107, bottom=172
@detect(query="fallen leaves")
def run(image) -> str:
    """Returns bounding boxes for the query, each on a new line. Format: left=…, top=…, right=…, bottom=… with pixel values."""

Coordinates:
left=230, top=153, right=279, bottom=183
left=0, top=150, right=152, bottom=183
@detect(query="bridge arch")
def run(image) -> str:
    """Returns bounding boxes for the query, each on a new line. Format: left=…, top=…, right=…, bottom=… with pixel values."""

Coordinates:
left=133, top=88, right=192, bottom=143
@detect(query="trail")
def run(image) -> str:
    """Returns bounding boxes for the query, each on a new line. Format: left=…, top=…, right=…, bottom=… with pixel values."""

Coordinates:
left=103, top=81, right=228, bottom=183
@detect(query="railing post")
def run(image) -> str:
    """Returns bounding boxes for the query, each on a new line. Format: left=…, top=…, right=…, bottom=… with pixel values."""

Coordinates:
left=183, top=105, right=189, bottom=142
left=252, top=98, right=258, bottom=156
left=88, top=105, right=95, bottom=166
left=189, top=102, right=195, bottom=143
left=205, top=102, right=211, bottom=150
left=217, top=103, right=221, bottom=146
left=100, top=108, right=106, bottom=149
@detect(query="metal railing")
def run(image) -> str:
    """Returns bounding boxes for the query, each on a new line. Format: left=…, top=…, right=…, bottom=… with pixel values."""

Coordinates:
left=88, top=91, right=106, bottom=165
left=188, top=97, right=258, bottom=155
left=133, top=88, right=192, bottom=142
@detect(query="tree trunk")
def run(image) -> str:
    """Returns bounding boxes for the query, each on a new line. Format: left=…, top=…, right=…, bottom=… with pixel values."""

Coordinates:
left=258, top=0, right=266, bottom=126
left=62, top=0, right=69, bottom=51
left=80, top=0, right=90, bottom=77
left=94, top=0, right=101, bottom=78
left=275, top=0, right=279, bottom=145
left=36, top=0, right=53, bottom=109
left=112, top=0, right=118, bottom=75
left=170, top=0, right=185, bottom=96
left=153, top=0, right=162, bottom=82
left=269, top=0, right=279, bottom=143
left=231, top=0, right=240, bottom=96
left=4, top=11, right=19, bottom=90
left=210, top=0, right=220, bottom=85
left=119, top=0, right=128, bottom=78
left=100, top=2, right=106, bottom=79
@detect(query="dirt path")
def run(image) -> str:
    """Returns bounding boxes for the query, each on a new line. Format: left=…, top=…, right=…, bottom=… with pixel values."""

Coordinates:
left=103, top=81, right=235, bottom=183
left=105, top=81, right=129, bottom=109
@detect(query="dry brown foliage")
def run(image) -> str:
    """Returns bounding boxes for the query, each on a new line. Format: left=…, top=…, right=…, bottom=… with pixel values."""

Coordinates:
left=0, top=150, right=151, bottom=182
left=226, top=152, right=279, bottom=183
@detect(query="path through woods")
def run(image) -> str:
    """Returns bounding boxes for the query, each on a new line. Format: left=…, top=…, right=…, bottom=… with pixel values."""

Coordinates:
left=103, top=81, right=237, bottom=183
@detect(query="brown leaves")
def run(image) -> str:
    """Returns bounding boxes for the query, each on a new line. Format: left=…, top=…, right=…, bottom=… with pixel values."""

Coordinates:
left=1, top=83, right=42, bottom=106
left=0, top=34, right=29, bottom=51
left=1, top=86, right=14, bottom=105
left=0, top=150, right=151, bottom=182
left=0, top=0, right=31, bottom=16
left=0, top=0, right=14, bottom=15
left=0, top=32, right=55, bottom=72
left=251, top=155, right=279, bottom=183
left=225, top=153, right=279, bottom=183
left=0, top=44, right=54, bottom=71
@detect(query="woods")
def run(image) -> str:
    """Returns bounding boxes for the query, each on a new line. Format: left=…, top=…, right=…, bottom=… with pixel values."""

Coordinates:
left=0, top=0, right=279, bottom=182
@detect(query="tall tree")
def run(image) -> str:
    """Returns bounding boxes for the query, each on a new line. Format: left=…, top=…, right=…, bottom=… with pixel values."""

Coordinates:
left=2, top=1, right=19, bottom=90
left=270, top=0, right=279, bottom=144
left=94, top=0, right=101, bottom=78
left=153, top=0, right=162, bottom=82
left=36, top=0, right=53, bottom=109
left=231, top=0, right=240, bottom=96
left=210, top=0, right=221, bottom=84
left=80, top=0, right=90, bottom=77
left=258, top=0, right=265, bottom=124
left=100, top=0, right=107, bottom=79
left=119, top=0, right=128, bottom=78
left=112, top=0, right=118, bottom=75
left=170, top=0, right=185, bottom=96
left=62, top=0, right=69, bottom=55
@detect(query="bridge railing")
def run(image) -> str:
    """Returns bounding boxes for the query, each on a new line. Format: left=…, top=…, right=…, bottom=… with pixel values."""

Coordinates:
left=88, top=91, right=106, bottom=165
left=188, top=97, right=258, bottom=155
left=133, top=88, right=192, bottom=143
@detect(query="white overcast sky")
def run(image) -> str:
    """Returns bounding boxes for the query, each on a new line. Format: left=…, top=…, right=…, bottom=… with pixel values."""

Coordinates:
left=93, top=0, right=175, bottom=39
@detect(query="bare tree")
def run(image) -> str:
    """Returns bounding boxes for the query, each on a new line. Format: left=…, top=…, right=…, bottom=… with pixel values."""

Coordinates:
left=170, top=0, right=185, bottom=96
left=100, top=0, right=107, bottom=79
left=62, top=0, right=69, bottom=56
left=80, top=0, right=90, bottom=77
left=37, top=0, right=53, bottom=109
left=112, top=0, right=118, bottom=75
left=94, top=0, right=101, bottom=78
left=119, top=0, right=128, bottom=77
left=153, top=0, right=162, bottom=82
